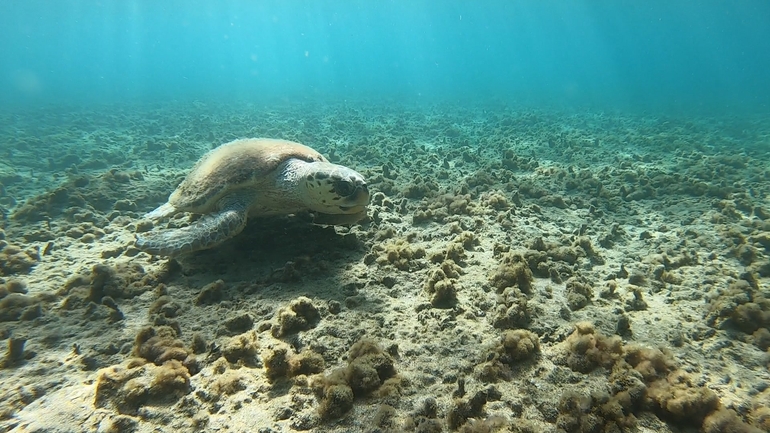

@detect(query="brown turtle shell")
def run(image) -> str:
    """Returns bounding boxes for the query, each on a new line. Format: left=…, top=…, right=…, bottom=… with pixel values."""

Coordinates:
left=168, top=138, right=328, bottom=213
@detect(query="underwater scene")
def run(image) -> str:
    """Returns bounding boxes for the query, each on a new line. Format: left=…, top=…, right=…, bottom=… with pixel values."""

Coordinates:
left=1, top=1, right=770, bottom=432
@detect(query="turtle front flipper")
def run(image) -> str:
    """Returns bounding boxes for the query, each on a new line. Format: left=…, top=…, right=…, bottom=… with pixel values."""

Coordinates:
left=144, top=202, right=177, bottom=220
left=135, top=193, right=253, bottom=257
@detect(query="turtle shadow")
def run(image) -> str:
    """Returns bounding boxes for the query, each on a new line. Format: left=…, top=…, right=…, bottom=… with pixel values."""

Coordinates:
left=174, top=213, right=367, bottom=278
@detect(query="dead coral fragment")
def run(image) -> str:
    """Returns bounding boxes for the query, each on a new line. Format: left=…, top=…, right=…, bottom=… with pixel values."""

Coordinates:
left=560, top=322, right=728, bottom=431
left=732, top=301, right=770, bottom=334
left=289, top=349, right=325, bottom=377
left=97, top=415, right=139, bottom=433
left=624, top=288, right=648, bottom=312
left=444, top=242, right=468, bottom=266
left=195, top=279, right=226, bottom=305
left=263, top=344, right=324, bottom=381
left=702, top=408, right=764, bottom=433
left=623, top=345, right=676, bottom=382
left=424, top=268, right=459, bottom=308
left=482, top=190, right=510, bottom=210
left=263, top=345, right=290, bottom=380
left=191, top=333, right=208, bottom=354
left=0, top=243, right=39, bottom=276
left=412, top=193, right=479, bottom=223
left=479, top=330, right=540, bottom=382
left=318, top=384, right=354, bottom=420
left=89, top=262, right=151, bottom=301
left=706, top=279, right=770, bottom=350
left=447, top=387, right=502, bottom=430
left=272, top=296, right=321, bottom=337
left=211, top=370, right=248, bottom=396
left=564, top=322, right=623, bottom=373
left=499, top=329, right=540, bottom=363
left=491, top=287, right=531, bottom=330
left=94, top=360, right=191, bottom=415
left=454, top=231, right=479, bottom=251
left=565, top=276, right=594, bottom=311
left=373, top=238, right=426, bottom=271
left=312, top=339, right=397, bottom=420
left=221, top=331, right=259, bottom=365
left=94, top=364, right=145, bottom=414
left=150, top=359, right=190, bottom=395
left=402, top=176, right=440, bottom=200
left=0, top=293, right=40, bottom=322
left=346, top=340, right=397, bottom=396
left=458, top=416, right=507, bottom=433
left=489, top=254, right=534, bottom=294
left=647, top=370, right=720, bottom=425
left=0, top=336, right=28, bottom=368
left=61, top=263, right=153, bottom=313
left=556, top=390, right=638, bottom=433
left=0, top=278, right=26, bottom=295
left=751, top=406, right=770, bottom=431
left=133, top=326, right=189, bottom=365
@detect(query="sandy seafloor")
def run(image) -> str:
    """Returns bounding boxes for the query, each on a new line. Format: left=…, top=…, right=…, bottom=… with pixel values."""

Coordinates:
left=0, top=100, right=768, bottom=433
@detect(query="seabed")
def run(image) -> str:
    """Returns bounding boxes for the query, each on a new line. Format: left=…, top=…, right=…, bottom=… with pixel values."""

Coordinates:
left=0, top=100, right=769, bottom=432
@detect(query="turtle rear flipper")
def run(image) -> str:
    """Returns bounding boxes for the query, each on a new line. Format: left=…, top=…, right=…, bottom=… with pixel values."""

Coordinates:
left=135, top=194, right=252, bottom=257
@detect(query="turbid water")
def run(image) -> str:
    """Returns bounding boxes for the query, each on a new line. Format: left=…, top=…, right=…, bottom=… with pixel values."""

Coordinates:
left=1, top=2, right=769, bottom=433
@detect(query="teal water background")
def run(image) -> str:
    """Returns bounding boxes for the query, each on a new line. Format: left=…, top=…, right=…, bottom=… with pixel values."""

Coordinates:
left=1, top=0, right=769, bottom=114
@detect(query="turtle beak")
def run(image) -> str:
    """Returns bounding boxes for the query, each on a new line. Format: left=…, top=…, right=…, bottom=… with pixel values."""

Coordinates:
left=355, top=184, right=369, bottom=202
left=338, top=185, right=369, bottom=212
left=351, top=184, right=369, bottom=204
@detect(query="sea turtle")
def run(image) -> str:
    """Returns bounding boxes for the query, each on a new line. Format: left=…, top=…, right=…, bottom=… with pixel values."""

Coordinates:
left=134, top=138, right=369, bottom=257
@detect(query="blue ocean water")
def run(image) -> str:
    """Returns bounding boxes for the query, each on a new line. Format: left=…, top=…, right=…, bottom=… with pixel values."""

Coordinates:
left=2, top=0, right=769, bottom=114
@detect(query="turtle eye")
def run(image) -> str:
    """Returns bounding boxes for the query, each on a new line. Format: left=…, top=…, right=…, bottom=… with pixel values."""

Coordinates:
left=333, top=180, right=355, bottom=197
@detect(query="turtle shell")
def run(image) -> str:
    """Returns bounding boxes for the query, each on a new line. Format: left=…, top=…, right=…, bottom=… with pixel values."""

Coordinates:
left=168, top=138, right=328, bottom=213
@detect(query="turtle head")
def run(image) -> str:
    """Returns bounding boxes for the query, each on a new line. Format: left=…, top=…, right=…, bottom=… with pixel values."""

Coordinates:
left=300, top=161, right=369, bottom=218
